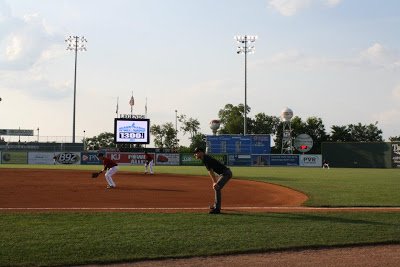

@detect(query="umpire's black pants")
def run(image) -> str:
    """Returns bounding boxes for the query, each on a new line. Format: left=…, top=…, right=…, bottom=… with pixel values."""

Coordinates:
left=214, top=168, right=233, bottom=210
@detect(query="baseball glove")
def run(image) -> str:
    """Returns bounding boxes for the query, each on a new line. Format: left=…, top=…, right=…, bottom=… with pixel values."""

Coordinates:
left=91, top=172, right=100, bottom=178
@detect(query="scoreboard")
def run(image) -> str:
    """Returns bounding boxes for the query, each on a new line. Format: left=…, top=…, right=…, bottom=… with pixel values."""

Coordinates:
left=206, top=135, right=271, bottom=154
left=114, top=118, right=150, bottom=144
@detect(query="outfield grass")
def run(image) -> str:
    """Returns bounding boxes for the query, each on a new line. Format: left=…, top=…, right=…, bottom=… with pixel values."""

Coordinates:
left=0, top=164, right=399, bottom=266
left=0, top=212, right=399, bottom=266
left=1, top=164, right=399, bottom=206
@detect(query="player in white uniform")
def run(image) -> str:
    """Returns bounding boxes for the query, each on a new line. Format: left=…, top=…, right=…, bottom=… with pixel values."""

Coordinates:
left=144, top=151, right=154, bottom=175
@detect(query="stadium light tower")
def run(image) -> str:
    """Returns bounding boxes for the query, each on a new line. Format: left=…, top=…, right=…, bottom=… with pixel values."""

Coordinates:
left=235, top=35, right=257, bottom=136
left=66, top=36, right=87, bottom=143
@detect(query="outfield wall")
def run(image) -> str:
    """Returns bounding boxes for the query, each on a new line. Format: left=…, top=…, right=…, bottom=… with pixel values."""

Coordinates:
left=0, top=151, right=324, bottom=167
left=322, top=142, right=396, bottom=168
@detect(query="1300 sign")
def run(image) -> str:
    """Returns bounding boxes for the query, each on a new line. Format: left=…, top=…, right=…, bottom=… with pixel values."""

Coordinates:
left=119, top=132, right=145, bottom=139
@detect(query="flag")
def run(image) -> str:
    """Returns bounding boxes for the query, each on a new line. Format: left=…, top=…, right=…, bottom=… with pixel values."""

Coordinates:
left=129, top=96, right=134, bottom=106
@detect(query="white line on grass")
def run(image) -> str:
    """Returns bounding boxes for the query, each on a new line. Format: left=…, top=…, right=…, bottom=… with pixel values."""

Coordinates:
left=1, top=207, right=400, bottom=211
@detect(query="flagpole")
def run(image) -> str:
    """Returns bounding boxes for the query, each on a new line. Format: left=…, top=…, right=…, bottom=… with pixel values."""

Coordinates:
left=116, top=97, right=119, bottom=118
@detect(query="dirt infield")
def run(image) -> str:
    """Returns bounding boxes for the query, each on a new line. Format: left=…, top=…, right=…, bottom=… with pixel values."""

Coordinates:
left=0, top=169, right=308, bottom=212
left=85, top=244, right=400, bottom=267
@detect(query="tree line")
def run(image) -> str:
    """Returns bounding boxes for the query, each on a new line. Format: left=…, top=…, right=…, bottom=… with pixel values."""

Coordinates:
left=85, top=103, right=399, bottom=153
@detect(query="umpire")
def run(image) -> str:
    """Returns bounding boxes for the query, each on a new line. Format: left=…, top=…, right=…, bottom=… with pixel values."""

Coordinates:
left=194, top=147, right=232, bottom=214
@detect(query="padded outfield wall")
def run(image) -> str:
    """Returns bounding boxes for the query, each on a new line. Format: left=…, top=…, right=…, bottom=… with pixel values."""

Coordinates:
left=322, top=142, right=395, bottom=168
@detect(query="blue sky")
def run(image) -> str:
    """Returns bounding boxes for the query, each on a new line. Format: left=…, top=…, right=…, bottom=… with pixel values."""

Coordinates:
left=1, top=0, right=400, bottom=145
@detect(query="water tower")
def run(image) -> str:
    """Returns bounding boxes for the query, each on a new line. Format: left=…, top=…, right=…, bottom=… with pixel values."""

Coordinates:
left=281, top=107, right=293, bottom=154
left=209, top=120, right=220, bottom=135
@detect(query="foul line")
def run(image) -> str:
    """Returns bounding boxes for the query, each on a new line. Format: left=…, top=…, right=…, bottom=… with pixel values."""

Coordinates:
left=1, top=207, right=400, bottom=211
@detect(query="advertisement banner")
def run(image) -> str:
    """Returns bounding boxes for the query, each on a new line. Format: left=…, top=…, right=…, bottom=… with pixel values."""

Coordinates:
left=180, top=153, right=203, bottom=166
left=0, top=151, right=1, bottom=164
left=1, top=152, right=28, bottom=164
left=81, top=152, right=102, bottom=165
left=54, top=152, right=81, bottom=165
left=392, top=142, right=400, bottom=168
left=155, top=153, right=180, bottom=165
left=270, top=155, right=299, bottom=166
left=28, top=152, right=56, bottom=165
left=106, top=152, right=155, bottom=165
left=251, top=155, right=271, bottom=166
left=228, top=154, right=252, bottom=166
left=299, top=154, right=322, bottom=167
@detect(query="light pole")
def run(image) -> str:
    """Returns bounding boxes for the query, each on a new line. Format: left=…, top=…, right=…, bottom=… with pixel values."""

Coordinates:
left=175, top=110, right=178, bottom=132
left=66, top=36, right=87, bottom=143
left=37, top=127, right=39, bottom=143
left=235, top=35, right=257, bottom=135
left=83, top=130, right=86, bottom=151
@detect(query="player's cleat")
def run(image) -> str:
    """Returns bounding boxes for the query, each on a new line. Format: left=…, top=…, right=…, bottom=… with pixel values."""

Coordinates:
left=209, top=205, right=216, bottom=210
left=208, top=209, right=221, bottom=214
left=107, top=185, right=115, bottom=189
left=145, top=172, right=147, bottom=175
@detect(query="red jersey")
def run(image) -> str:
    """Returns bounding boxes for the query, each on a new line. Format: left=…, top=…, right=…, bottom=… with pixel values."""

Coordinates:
left=145, top=154, right=153, bottom=163
left=102, top=157, right=118, bottom=169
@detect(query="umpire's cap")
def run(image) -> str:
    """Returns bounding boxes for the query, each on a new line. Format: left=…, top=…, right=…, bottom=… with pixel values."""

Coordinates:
left=194, top=147, right=205, bottom=153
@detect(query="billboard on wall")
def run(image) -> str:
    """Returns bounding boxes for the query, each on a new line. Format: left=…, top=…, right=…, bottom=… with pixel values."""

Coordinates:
left=299, top=154, right=322, bottom=167
left=251, top=155, right=271, bottom=166
left=1, top=152, right=28, bottom=164
left=28, top=152, right=56, bottom=164
left=54, top=152, right=81, bottom=165
left=107, top=152, right=155, bottom=165
left=180, top=153, right=203, bottom=166
left=228, top=154, right=252, bottom=166
left=270, top=155, right=299, bottom=166
left=155, top=153, right=180, bottom=165
left=81, top=152, right=102, bottom=165
left=392, top=142, right=400, bottom=168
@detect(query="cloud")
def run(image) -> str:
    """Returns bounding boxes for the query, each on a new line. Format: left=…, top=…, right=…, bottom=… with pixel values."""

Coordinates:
left=263, top=43, right=400, bottom=72
left=268, top=0, right=311, bottom=16
left=393, top=84, right=400, bottom=100
left=270, top=50, right=302, bottom=63
left=268, top=0, right=343, bottom=16
left=0, top=1, right=68, bottom=100
left=373, top=109, right=400, bottom=126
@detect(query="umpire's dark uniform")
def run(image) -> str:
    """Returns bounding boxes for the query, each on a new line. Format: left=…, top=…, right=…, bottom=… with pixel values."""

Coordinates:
left=195, top=148, right=232, bottom=214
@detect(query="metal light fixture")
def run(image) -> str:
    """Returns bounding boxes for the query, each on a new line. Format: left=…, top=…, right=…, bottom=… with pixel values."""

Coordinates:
left=65, top=36, right=87, bottom=143
left=234, top=35, right=257, bottom=135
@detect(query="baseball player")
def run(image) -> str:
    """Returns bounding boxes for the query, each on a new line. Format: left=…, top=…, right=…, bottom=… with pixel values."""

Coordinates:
left=96, top=153, right=119, bottom=189
left=323, top=159, right=330, bottom=169
left=144, top=151, right=154, bottom=175
left=194, top=147, right=232, bottom=214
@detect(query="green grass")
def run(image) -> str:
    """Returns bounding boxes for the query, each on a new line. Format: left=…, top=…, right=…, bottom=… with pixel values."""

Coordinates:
left=0, top=212, right=399, bottom=266
left=0, top=164, right=399, bottom=266
left=1, top=164, right=400, bottom=206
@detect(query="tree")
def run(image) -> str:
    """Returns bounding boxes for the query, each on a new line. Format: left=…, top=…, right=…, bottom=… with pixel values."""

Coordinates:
left=150, top=122, right=179, bottom=148
left=85, top=132, right=114, bottom=150
left=329, top=123, right=383, bottom=142
left=389, top=136, right=400, bottom=141
left=248, top=113, right=281, bottom=135
left=178, top=115, right=200, bottom=139
left=190, top=133, right=206, bottom=151
left=330, top=125, right=351, bottom=142
left=218, top=103, right=250, bottom=134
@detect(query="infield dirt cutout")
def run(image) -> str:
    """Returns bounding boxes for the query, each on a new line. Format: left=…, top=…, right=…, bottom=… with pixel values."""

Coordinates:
left=0, top=168, right=307, bottom=212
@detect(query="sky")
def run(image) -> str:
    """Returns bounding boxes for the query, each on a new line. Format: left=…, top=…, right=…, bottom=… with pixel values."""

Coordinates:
left=1, top=0, right=400, bottom=146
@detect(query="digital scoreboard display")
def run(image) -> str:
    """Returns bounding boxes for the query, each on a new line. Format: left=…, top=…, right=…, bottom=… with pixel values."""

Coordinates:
left=114, top=118, right=150, bottom=144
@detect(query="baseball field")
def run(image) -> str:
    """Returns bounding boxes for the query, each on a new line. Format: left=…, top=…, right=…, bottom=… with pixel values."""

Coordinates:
left=0, top=165, right=399, bottom=266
